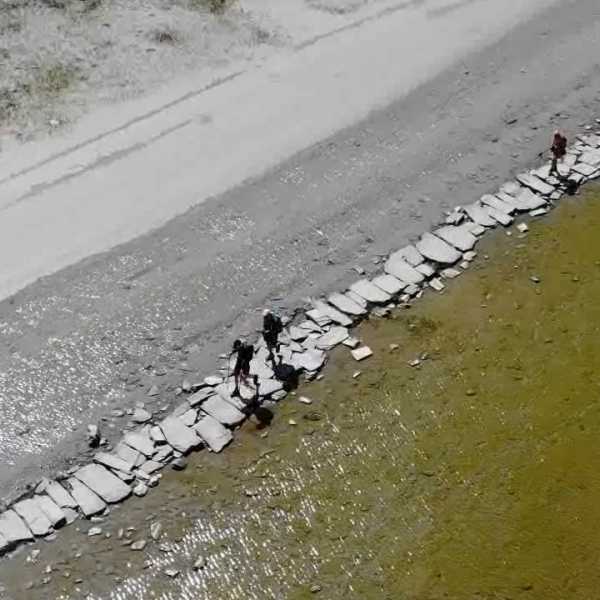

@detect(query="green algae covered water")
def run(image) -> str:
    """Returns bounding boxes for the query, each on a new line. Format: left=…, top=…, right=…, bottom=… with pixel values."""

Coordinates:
left=3, top=187, right=600, bottom=599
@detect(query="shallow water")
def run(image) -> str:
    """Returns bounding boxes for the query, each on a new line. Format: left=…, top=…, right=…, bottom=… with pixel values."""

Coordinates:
left=3, top=186, right=600, bottom=599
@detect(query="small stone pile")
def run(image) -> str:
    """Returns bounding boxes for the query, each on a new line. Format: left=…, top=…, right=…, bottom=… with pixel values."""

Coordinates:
left=1, top=132, right=599, bottom=557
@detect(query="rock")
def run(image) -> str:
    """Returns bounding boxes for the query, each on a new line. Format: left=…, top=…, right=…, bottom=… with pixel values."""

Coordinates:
left=131, top=540, right=147, bottom=551
left=312, top=300, right=353, bottom=327
left=530, top=275, right=541, bottom=284
left=87, top=425, right=100, bottom=448
left=415, top=262, right=435, bottom=278
left=133, top=483, right=148, bottom=497
left=572, top=162, right=598, bottom=177
left=13, top=500, right=53, bottom=537
left=372, top=274, right=405, bottom=295
left=434, top=225, right=477, bottom=252
left=409, top=359, right=421, bottom=367
left=179, top=409, right=198, bottom=427
left=35, top=496, right=66, bottom=529
left=351, top=346, right=373, bottom=361
left=384, top=252, right=424, bottom=284
left=516, top=173, right=555, bottom=196
left=115, top=442, right=142, bottom=469
left=140, top=460, right=163, bottom=475
left=463, top=251, right=477, bottom=262
left=171, top=458, right=187, bottom=471
left=160, top=417, right=200, bottom=454
left=74, top=464, right=131, bottom=503
left=132, top=408, right=152, bottom=424
left=88, top=527, right=102, bottom=537
left=464, top=202, right=496, bottom=227
left=394, top=245, right=424, bottom=266
left=342, top=336, right=360, bottom=349
left=295, top=349, right=326, bottom=372
left=257, top=378, right=284, bottom=397
left=154, top=445, right=173, bottom=463
left=514, top=188, right=546, bottom=210
left=45, top=481, right=78, bottom=509
left=165, top=568, right=180, bottom=578
left=316, top=326, right=349, bottom=350
left=516, top=222, right=529, bottom=233
left=480, top=194, right=515, bottom=215
left=441, top=267, right=461, bottom=279
left=306, top=308, right=333, bottom=328
left=299, top=396, right=313, bottom=405
left=67, top=478, right=106, bottom=517
left=310, top=584, right=322, bottom=593
left=123, top=432, right=155, bottom=457
left=429, top=278, right=445, bottom=292
left=194, top=415, right=233, bottom=452
left=149, top=426, right=167, bottom=444
left=94, top=453, right=133, bottom=475
left=350, top=279, right=391, bottom=304
left=188, top=387, right=215, bottom=407
left=147, top=385, right=159, bottom=397
left=404, top=283, right=420, bottom=296
left=62, top=508, right=78, bottom=525
left=150, top=522, right=162, bottom=540
left=193, top=556, right=207, bottom=570
left=327, top=292, right=366, bottom=316
left=416, top=233, right=461, bottom=264
left=201, top=395, right=246, bottom=427
left=289, top=326, right=308, bottom=341
left=352, top=370, right=361, bottom=379
left=288, top=419, right=297, bottom=426
left=0, top=510, right=33, bottom=549
left=389, top=343, right=399, bottom=351
left=486, top=206, right=513, bottom=226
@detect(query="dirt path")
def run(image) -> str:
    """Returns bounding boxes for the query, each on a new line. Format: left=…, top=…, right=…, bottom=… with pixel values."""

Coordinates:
left=0, top=0, right=598, bottom=510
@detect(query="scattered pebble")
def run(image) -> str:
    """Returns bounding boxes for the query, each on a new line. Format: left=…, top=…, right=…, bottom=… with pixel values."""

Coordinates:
left=131, top=540, right=147, bottom=551
left=530, top=275, right=541, bottom=284
left=150, top=522, right=162, bottom=541
left=87, top=527, right=102, bottom=537
left=164, top=568, right=180, bottom=578
left=299, top=396, right=313, bottom=405
left=288, top=419, right=297, bottom=426
left=516, top=222, right=529, bottom=233
left=193, top=556, right=207, bottom=571
left=351, top=346, right=373, bottom=361
left=389, top=343, right=399, bottom=351
left=352, top=371, right=362, bottom=379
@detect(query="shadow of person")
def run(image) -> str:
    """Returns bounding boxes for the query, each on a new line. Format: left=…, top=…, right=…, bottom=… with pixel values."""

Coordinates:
left=273, top=358, right=299, bottom=391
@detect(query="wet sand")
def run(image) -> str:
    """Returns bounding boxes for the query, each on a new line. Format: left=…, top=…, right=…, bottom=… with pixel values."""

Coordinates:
left=2, top=185, right=600, bottom=598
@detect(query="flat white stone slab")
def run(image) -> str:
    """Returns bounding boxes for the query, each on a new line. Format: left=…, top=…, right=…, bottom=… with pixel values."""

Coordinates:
left=140, top=460, right=163, bottom=474
left=257, top=378, right=284, bottom=397
left=415, top=263, right=435, bottom=277
left=351, top=346, right=373, bottom=361
left=464, top=202, right=496, bottom=227
left=289, top=326, right=308, bottom=341
left=349, top=279, right=391, bottom=304
left=67, top=478, right=106, bottom=517
left=179, top=409, right=198, bottom=427
left=36, top=495, right=66, bottom=528
left=294, top=348, right=326, bottom=372
left=345, top=290, right=368, bottom=308
left=580, top=150, right=600, bottom=167
left=201, top=395, right=246, bottom=427
left=13, top=499, right=53, bottom=537
left=312, top=300, right=353, bottom=327
left=160, top=416, right=201, bottom=454
left=372, top=274, right=405, bottom=295
left=517, top=173, right=555, bottom=196
left=316, top=326, right=349, bottom=350
left=45, top=481, right=78, bottom=509
left=434, top=225, right=477, bottom=252
left=416, top=233, right=461, bottom=264
left=395, top=245, right=424, bottom=266
left=513, top=188, right=546, bottom=210
left=123, top=431, right=155, bottom=457
left=188, top=387, right=215, bottom=407
left=94, top=452, right=133, bottom=475
left=115, top=443, right=142, bottom=469
left=204, top=375, right=222, bottom=386
left=0, top=510, right=32, bottom=545
left=487, top=206, right=513, bottom=226
left=305, top=308, right=332, bottom=327
left=495, top=192, right=522, bottom=209
left=327, top=292, right=367, bottom=316
left=480, top=194, right=515, bottom=215
left=74, top=464, right=131, bottom=504
left=573, top=162, right=598, bottom=177
left=384, top=252, right=424, bottom=284
left=194, top=415, right=233, bottom=453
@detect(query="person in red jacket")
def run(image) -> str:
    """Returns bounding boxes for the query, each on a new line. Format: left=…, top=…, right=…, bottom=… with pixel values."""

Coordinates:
left=550, top=130, right=567, bottom=177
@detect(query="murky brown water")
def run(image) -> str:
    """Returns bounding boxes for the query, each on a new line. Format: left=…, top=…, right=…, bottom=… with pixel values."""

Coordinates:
left=3, top=186, right=600, bottom=599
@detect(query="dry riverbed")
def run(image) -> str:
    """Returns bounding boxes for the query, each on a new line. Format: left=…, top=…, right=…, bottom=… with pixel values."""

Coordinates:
left=1, top=185, right=600, bottom=598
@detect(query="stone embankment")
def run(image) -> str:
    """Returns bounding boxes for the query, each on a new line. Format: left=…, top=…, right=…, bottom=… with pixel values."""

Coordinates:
left=1, top=131, right=599, bottom=557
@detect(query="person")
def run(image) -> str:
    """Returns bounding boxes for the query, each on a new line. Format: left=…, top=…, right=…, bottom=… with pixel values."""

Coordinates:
left=550, top=130, right=567, bottom=178
left=262, top=309, right=283, bottom=363
left=231, top=339, right=257, bottom=397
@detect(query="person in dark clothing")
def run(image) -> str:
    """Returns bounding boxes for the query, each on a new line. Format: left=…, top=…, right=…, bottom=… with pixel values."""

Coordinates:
left=550, top=130, right=568, bottom=178
left=231, top=339, right=257, bottom=397
left=262, top=309, right=283, bottom=363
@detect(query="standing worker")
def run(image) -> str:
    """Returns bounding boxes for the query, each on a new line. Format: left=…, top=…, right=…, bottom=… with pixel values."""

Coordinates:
left=550, top=130, right=568, bottom=178
left=231, top=339, right=257, bottom=397
left=262, top=309, right=283, bottom=364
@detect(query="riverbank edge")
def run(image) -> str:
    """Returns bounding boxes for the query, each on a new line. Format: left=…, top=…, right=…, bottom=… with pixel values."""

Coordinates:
left=1, top=126, right=599, bottom=558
